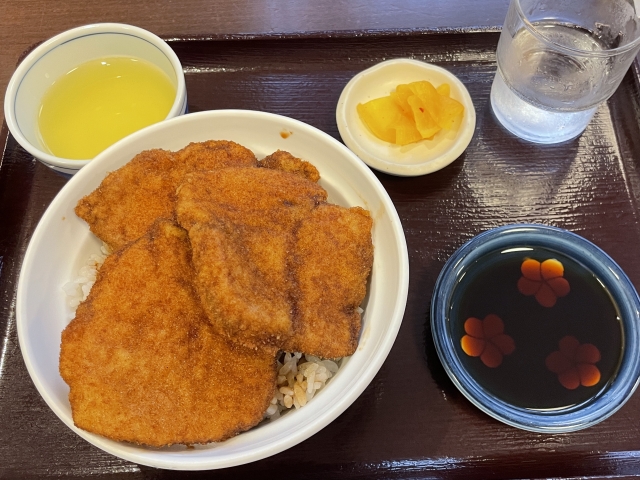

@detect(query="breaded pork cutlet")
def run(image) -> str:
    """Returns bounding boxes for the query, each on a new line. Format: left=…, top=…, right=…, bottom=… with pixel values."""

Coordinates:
left=177, top=167, right=327, bottom=350
left=74, top=148, right=177, bottom=252
left=176, top=167, right=373, bottom=358
left=59, top=220, right=277, bottom=447
left=282, top=203, right=373, bottom=358
left=74, top=140, right=257, bottom=251
left=174, top=139, right=258, bottom=171
left=259, top=150, right=321, bottom=183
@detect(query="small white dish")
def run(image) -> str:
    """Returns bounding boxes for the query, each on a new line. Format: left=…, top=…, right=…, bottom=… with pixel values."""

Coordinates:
left=4, top=23, right=187, bottom=175
left=336, top=58, right=476, bottom=176
left=16, top=109, right=409, bottom=470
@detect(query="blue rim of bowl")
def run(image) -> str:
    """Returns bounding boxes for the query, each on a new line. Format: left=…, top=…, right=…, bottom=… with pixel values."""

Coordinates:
left=431, top=224, right=640, bottom=433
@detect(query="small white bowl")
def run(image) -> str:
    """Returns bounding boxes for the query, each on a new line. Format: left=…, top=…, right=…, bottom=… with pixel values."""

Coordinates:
left=4, top=23, right=187, bottom=175
left=336, top=58, right=476, bottom=176
left=16, top=109, right=409, bottom=470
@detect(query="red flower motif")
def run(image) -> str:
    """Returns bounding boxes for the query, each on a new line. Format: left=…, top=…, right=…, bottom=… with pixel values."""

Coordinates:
left=517, top=258, right=570, bottom=307
left=460, top=314, right=515, bottom=368
left=545, top=336, right=601, bottom=390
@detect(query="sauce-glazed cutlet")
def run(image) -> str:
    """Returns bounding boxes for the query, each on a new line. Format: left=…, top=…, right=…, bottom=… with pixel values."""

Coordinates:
left=282, top=203, right=373, bottom=358
left=74, top=140, right=257, bottom=251
left=59, top=220, right=277, bottom=447
left=177, top=167, right=327, bottom=350
left=176, top=167, right=374, bottom=358
left=259, top=150, right=320, bottom=183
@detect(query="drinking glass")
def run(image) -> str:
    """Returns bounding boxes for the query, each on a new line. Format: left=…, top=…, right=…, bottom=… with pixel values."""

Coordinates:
left=490, top=0, right=640, bottom=144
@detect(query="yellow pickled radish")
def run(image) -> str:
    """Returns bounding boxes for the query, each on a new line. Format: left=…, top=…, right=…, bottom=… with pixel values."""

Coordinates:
left=356, top=80, right=464, bottom=145
left=356, top=96, right=402, bottom=143
left=407, top=95, right=440, bottom=139
left=394, top=114, right=423, bottom=145
left=436, top=83, right=450, bottom=96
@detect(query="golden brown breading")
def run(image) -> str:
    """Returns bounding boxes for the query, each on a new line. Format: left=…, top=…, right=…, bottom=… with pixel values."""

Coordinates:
left=74, top=149, right=178, bottom=251
left=59, top=220, right=277, bottom=447
left=282, top=204, right=374, bottom=358
left=177, top=167, right=328, bottom=350
left=174, top=140, right=258, bottom=172
left=259, top=150, right=321, bottom=183
left=176, top=167, right=373, bottom=358
left=74, top=141, right=257, bottom=251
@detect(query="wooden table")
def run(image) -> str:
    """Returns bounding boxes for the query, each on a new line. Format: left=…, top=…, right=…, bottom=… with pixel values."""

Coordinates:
left=5, top=1, right=640, bottom=478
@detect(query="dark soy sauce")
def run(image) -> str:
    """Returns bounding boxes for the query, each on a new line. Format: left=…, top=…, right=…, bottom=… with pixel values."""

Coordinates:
left=450, top=246, right=623, bottom=410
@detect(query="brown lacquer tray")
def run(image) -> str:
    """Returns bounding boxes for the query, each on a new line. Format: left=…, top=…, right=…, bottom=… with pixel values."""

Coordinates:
left=3, top=30, right=640, bottom=479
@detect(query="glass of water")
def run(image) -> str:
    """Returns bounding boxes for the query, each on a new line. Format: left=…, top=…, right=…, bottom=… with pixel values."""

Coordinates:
left=491, top=0, right=640, bottom=144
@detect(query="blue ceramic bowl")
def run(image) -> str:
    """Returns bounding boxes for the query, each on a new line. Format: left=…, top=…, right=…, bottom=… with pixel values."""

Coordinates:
left=431, top=224, right=640, bottom=432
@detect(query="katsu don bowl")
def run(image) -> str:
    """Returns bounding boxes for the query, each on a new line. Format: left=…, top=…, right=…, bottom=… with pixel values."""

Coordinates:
left=16, top=110, right=409, bottom=470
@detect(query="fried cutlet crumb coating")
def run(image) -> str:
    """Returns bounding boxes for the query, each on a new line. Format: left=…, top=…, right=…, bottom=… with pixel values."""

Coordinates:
left=177, top=167, right=328, bottom=350
left=176, top=167, right=373, bottom=357
left=74, top=141, right=257, bottom=251
left=74, top=149, right=178, bottom=252
left=59, top=220, right=277, bottom=447
left=282, top=204, right=374, bottom=358
left=259, top=150, right=321, bottom=183
left=174, top=140, right=258, bottom=171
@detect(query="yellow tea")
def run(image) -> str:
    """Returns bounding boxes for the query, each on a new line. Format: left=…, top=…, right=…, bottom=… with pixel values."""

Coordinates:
left=38, top=56, right=176, bottom=160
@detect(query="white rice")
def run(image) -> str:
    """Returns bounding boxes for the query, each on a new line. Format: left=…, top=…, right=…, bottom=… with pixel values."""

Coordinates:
left=63, top=247, right=348, bottom=419
left=264, top=352, right=341, bottom=421
left=61, top=243, right=110, bottom=313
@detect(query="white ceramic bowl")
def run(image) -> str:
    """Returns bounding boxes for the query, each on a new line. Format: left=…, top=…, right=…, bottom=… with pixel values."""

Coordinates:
left=4, top=23, right=187, bottom=176
left=16, top=110, right=409, bottom=470
left=336, top=58, right=476, bottom=176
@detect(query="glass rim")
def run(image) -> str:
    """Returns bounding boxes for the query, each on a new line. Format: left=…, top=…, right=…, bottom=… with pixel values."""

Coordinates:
left=512, top=0, right=640, bottom=57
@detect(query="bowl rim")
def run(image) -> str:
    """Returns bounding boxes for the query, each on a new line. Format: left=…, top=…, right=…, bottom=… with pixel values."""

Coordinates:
left=3, top=22, right=186, bottom=170
left=336, top=58, right=476, bottom=177
left=16, top=108, right=410, bottom=469
left=431, top=223, right=640, bottom=433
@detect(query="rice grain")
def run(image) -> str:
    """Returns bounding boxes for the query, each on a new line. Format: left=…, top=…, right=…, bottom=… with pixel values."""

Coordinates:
left=264, top=352, right=342, bottom=421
